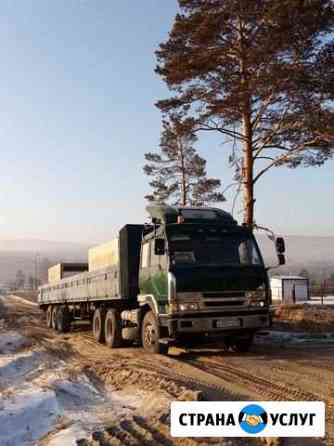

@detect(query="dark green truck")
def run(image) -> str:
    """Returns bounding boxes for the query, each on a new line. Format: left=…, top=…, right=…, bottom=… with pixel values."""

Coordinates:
left=39, top=205, right=285, bottom=354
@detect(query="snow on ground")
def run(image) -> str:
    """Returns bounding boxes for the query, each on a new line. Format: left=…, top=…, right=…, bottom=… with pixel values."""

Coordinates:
left=46, top=424, right=89, bottom=446
left=5, top=291, right=332, bottom=445
left=0, top=388, right=60, bottom=446
left=0, top=340, right=156, bottom=446
left=7, top=294, right=38, bottom=307
left=309, top=296, right=334, bottom=305
left=256, top=329, right=334, bottom=345
left=0, top=325, right=171, bottom=445
left=0, top=350, right=46, bottom=387
left=0, top=334, right=63, bottom=445
left=0, top=331, right=29, bottom=353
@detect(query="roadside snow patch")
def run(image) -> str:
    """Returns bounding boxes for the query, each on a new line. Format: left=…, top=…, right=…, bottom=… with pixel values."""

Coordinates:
left=111, top=388, right=171, bottom=416
left=256, top=330, right=334, bottom=344
left=0, top=388, right=61, bottom=446
left=0, top=351, right=45, bottom=387
left=7, top=295, right=38, bottom=307
left=53, top=376, right=103, bottom=415
left=0, top=332, right=28, bottom=353
left=46, top=424, right=90, bottom=446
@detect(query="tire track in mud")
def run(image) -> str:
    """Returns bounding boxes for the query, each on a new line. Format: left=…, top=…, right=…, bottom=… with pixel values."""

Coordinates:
left=68, top=342, right=248, bottom=446
left=71, top=332, right=334, bottom=408
left=201, top=356, right=334, bottom=412
left=248, top=361, right=334, bottom=401
left=85, top=415, right=256, bottom=446
left=302, top=360, right=334, bottom=376
left=69, top=333, right=250, bottom=403
left=178, top=356, right=334, bottom=445
left=184, top=357, right=319, bottom=401
left=59, top=330, right=334, bottom=445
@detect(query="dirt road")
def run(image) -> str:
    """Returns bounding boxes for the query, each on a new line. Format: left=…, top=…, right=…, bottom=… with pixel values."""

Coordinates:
left=1, top=295, right=333, bottom=446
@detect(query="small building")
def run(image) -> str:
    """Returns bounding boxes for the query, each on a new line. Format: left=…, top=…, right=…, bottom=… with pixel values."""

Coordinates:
left=270, top=275, right=310, bottom=304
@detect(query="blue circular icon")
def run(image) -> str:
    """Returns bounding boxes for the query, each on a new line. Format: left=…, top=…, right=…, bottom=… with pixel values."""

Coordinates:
left=238, top=404, right=268, bottom=434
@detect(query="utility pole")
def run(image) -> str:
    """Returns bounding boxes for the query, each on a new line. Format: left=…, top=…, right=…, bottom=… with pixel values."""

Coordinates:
left=34, top=253, right=40, bottom=290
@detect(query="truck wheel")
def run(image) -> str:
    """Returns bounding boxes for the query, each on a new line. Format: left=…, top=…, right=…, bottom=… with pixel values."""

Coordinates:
left=141, top=311, right=168, bottom=355
left=93, top=308, right=105, bottom=343
left=105, top=309, right=122, bottom=348
left=230, top=334, right=254, bottom=353
left=56, top=306, right=71, bottom=333
left=51, top=306, right=58, bottom=330
left=46, top=306, right=53, bottom=328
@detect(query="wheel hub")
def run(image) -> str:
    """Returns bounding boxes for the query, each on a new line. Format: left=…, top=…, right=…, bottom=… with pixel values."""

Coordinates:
left=144, top=323, right=156, bottom=345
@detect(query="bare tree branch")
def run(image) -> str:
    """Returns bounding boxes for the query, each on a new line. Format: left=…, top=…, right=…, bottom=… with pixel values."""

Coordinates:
left=253, top=138, right=322, bottom=184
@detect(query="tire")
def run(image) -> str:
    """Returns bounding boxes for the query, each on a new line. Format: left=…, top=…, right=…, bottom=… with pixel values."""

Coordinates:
left=51, top=306, right=58, bottom=330
left=230, top=334, right=254, bottom=353
left=46, top=306, right=53, bottom=328
left=56, top=306, right=71, bottom=333
left=93, top=308, right=106, bottom=343
left=105, top=309, right=123, bottom=348
left=141, top=311, right=168, bottom=355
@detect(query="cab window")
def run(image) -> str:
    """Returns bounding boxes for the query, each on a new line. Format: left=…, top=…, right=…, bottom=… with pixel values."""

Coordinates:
left=151, top=239, right=167, bottom=269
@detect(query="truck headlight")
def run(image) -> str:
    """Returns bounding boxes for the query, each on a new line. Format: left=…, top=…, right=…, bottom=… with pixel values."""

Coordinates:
left=245, top=285, right=267, bottom=306
left=168, top=302, right=200, bottom=313
left=178, top=302, right=200, bottom=312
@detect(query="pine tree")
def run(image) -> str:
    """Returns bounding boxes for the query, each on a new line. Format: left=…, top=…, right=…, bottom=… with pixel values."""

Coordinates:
left=144, top=114, right=225, bottom=206
left=155, top=0, right=334, bottom=227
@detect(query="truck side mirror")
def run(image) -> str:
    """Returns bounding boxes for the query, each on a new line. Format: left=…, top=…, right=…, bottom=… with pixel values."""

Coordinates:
left=276, top=237, right=285, bottom=254
left=278, top=254, right=285, bottom=265
left=154, top=238, right=165, bottom=256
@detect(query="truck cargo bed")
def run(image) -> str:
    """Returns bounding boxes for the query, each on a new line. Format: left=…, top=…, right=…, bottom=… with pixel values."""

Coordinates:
left=38, top=225, right=144, bottom=307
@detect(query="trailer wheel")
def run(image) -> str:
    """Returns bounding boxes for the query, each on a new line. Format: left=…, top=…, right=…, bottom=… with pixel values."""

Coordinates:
left=51, top=306, right=58, bottom=330
left=46, top=306, right=53, bottom=328
left=93, top=308, right=105, bottom=343
left=56, top=306, right=71, bottom=333
left=230, top=334, right=254, bottom=353
left=105, top=309, right=122, bottom=348
left=141, top=311, right=168, bottom=355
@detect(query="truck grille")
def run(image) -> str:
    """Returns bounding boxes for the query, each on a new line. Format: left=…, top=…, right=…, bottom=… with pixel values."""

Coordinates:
left=202, top=291, right=245, bottom=298
left=204, top=300, right=245, bottom=307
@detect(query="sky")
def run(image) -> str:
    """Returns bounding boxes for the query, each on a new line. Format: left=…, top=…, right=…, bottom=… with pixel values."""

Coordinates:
left=0, top=0, right=333, bottom=243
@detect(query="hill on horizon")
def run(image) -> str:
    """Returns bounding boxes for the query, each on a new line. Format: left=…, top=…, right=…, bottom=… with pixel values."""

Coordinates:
left=0, top=235, right=332, bottom=284
left=0, top=238, right=91, bottom=254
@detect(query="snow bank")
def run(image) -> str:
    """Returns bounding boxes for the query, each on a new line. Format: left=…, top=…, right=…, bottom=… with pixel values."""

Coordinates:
left=0, top=388, right=60, bottom=446
left=8, top=295, right=38, bottom=307
left=0, top=332, right=28, bottom=353
left=0, top=350, right=46, bottom=388
left=309, top=296, right=334, bottom=305
left=0, top=297, right=171, bottom=445
left=47, top=424, right=90, bottom=446
left=256, top=330, right=334, bottom=344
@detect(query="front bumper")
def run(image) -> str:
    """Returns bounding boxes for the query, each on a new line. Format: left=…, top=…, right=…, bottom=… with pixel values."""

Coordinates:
left=163, top=311, right=271, bottom=336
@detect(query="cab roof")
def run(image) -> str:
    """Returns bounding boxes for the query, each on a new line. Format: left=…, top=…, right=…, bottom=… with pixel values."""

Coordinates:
left=146, top=205, right=237, bottom=226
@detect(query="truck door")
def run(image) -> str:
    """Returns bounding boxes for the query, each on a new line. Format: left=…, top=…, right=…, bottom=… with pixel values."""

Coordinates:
left=150, top=239, right=168, bottom=310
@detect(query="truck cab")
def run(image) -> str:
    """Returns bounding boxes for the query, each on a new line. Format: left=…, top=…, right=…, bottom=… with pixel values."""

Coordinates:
left=137, top=205, right=272, bottom=353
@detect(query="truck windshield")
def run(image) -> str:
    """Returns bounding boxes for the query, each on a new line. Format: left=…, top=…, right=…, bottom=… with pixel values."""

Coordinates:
left=168, top=228, right=262, bottom=267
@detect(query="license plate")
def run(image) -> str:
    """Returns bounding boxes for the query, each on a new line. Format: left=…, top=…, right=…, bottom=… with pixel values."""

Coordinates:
left=215, top=318, right=240, bottom=328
